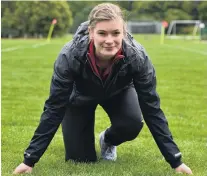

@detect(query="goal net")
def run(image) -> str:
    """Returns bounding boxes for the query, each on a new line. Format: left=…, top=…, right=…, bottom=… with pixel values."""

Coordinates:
left=200, top=21, right=207, bottom=40
left=166, top=20, right=201, bottom=40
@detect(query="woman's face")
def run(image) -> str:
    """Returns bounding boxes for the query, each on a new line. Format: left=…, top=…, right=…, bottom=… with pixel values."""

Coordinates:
left=89, top=19, right=124, bottom=60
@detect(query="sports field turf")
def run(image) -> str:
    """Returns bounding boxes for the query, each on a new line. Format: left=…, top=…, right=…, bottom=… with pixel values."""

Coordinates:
left=1, top=35, right=207, bottom=175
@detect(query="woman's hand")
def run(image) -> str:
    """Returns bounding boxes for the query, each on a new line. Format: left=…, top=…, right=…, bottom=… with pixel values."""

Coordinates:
left=175, top=163, right=193, bottom=174
left=13, top=163, right=33, bottom=174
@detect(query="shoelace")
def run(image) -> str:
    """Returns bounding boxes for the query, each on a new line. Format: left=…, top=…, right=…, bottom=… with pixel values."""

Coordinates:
left=106, top=145, right=115, bottom=155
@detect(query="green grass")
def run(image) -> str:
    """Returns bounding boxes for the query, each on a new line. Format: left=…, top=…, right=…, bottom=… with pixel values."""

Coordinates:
left=2, top=35, right=207, bottom=176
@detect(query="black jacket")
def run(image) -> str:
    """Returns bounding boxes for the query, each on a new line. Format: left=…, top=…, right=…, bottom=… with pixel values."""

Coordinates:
left=23, top=21, right=182, bottom=168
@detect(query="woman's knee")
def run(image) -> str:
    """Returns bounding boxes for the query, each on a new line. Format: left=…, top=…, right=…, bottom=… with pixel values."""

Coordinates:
left=116, top=118, right=144, bottom=141
left=126, top=120, right=144, bottom=140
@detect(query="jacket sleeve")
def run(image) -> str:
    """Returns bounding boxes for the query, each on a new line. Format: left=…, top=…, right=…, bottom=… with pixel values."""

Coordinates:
left=23, top=53, right=74, bottom=167
left=133, top=49, right=182, bottom=168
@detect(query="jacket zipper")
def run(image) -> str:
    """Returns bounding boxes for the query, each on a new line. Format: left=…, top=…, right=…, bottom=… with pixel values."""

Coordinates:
left=103, top=58, right=123, bottom=87
left=104, top=57, right=137, bottom=93
left=85, top=55, right=104, bottom=88
left=104, top=59, right=126, bottom=93
left=85, top=55, right=133, bottom=95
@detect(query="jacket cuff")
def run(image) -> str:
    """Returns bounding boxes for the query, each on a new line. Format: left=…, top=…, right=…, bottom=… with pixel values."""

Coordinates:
left=23, top=159, right=35, bottom=167
left=169, top=159, right=182, bottom=168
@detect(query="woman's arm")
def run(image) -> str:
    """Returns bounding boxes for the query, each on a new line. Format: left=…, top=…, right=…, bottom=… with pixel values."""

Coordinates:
left=13, top=52, right=74, bottom=174
left=132, top=49, right=192, bottom=174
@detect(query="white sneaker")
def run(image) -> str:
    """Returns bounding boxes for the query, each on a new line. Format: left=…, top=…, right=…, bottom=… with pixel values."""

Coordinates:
left=99, top=131, right=117, bottom=161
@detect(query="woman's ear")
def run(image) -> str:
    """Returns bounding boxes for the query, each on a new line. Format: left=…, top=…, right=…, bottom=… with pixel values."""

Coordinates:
left=88, top=27, right=94, bottom=40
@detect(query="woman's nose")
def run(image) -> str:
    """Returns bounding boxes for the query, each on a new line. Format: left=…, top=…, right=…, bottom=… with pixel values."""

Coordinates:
left=105, top=35, right=113, bottom=44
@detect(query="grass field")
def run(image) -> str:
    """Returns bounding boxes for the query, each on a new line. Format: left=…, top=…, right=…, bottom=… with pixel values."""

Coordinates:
left=2, top=35, right=207, bottom=176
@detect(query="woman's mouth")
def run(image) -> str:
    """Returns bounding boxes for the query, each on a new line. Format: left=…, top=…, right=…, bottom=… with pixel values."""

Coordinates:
left=104, top=47, right=114, bottom=50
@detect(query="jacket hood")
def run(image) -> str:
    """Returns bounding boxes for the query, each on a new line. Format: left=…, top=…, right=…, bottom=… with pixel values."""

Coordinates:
left=70, top=21, right=90, bottom=60
left=73, top=21, right=90, bottom=46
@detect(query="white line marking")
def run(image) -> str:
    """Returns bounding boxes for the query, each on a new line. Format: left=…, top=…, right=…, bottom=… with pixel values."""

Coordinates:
left=2, top=43, right=48, bottom=52
left=1, top=46, right=22, bottom=52
left=32, top=43, right=48, bottom=48
left=164, top=44, right=207, bottom=56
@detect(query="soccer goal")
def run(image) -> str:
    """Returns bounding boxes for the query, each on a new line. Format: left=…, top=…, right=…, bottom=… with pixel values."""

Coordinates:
left=166, top=20, right=201, bottom=40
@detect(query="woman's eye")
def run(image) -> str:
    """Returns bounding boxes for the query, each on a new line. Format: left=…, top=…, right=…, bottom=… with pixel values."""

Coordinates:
left=113, top=32, right=120, bottom=36
left=99, top=32, right=106, bottom=36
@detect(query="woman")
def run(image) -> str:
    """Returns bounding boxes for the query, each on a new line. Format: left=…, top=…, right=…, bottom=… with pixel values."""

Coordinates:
left=13, top=3, right=192, bottom=175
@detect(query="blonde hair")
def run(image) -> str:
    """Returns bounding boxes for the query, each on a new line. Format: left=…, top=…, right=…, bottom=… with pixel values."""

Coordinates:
left=88, top=3, right=127, bottom=35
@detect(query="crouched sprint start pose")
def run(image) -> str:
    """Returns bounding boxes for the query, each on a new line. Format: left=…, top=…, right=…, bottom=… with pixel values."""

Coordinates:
left=14, top=3, right=192, bottom=175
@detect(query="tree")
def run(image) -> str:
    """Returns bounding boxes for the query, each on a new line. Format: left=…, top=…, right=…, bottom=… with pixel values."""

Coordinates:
left=1, top=1, right=73, bottom=37
left=68, top=1, right=105, bottom=33
left=69, top=5, right=94, bottom=33
left=128, top=1, right=195, bottom=22
left=164, top=8, right=192, bottom=22
left=1, top=2, right=19, bottom=37
left=131, top=1, right=166, bottom=21
left=2, top=1, right=206, bottom=37
left=198, top=2, right=207, bottom=20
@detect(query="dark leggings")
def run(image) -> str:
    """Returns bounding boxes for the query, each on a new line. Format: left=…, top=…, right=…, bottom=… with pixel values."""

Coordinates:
left=61, top=87, right=143, bottom=162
